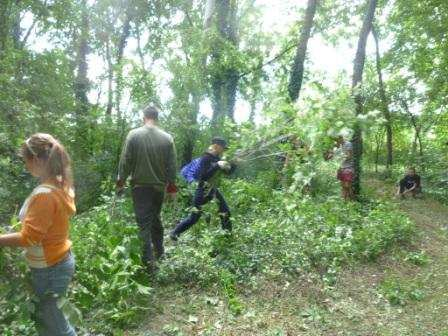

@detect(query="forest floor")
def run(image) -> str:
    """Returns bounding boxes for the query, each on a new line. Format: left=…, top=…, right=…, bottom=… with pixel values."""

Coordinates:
left=130, top=179, right=448, bottom=336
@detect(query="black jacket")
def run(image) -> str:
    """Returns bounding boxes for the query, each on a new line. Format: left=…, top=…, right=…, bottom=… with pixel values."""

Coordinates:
left=198, top=152, right=236, bottom=183
left=198, top=152, right=221, bottom=182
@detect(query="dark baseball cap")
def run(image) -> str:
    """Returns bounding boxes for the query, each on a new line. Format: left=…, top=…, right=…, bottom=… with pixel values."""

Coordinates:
left=211, top=137, right=229, bottom=149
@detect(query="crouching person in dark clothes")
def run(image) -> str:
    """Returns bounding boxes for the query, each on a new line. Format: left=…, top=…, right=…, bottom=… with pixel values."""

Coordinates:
left=396, top=167, right=422, bottom=199
left=170, top=137, right=235, bottom=241
left=116, top=105, right=177, bottom=273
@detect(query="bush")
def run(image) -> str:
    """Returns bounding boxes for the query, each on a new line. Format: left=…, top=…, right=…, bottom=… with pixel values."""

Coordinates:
left=0, top=178, right=415, bottom=334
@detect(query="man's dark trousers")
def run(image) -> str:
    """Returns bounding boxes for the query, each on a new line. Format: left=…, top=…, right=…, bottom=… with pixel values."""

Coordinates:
left=173, top=185, right=231, bottom=236
left=131, top=186, right=165, bottom=268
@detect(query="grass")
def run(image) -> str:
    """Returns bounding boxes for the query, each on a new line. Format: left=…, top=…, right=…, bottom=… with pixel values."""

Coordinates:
left=2, top=175, right=445, bottom=335
left=127, top=179, right=448, bottom=336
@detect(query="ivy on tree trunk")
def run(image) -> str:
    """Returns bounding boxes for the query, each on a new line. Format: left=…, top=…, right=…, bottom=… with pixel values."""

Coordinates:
left=210, top=0, right=239, bottom=126
left=351, top=0, right=378, bottom=196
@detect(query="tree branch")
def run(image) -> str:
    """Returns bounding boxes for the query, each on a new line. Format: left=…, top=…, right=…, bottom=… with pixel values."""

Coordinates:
left=238, top=42, right=297, bottom=79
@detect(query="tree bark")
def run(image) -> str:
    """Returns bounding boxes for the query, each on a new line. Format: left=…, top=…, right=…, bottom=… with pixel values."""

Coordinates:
left=249, top=98, right=256, bottom=123
left=11, top=4, right=21, bottom=49
left=106, top=37, right=113, bottom=116
left=371, top=25, right=393, bottom=169
left=74, top=0, right=90, bottom=117
left=182, top=93, right=201, bottom=165
left=351, top=0, right=378, bottom=196
left=0, top=1, right=13, bottom=59
left=374, top=129, right=385, bottom=173
left=135, top=22, right=146, bottom=71
left=204, top=0, right=215, bottom=29
left=402, top=99, right=424, bottom=166
left=115, top=8, right=132, bottom=119
left=210, top=0, right=239, bottom=125
left=288, top=0, right=318, bottom=103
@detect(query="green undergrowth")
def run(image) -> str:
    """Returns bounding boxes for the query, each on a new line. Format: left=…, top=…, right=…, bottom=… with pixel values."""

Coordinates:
left=379, top=276, right=426, bottom=306
left=0, top=178, right=415, bottom=335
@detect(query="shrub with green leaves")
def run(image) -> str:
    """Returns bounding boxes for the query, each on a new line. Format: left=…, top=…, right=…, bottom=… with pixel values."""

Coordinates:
left=0, top=197, right=153, bottom=335
left=0, top=177, right=415, bottom=334
left=379, top=277, right=425, bottom=306
left=0, top=246, right=35, bottom=335
left=157, top=178, right=414, bottom=289
left=404, top=251, right=429, bottom=266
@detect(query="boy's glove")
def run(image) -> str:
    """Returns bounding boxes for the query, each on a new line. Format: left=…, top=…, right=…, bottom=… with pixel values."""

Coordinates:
left=217, top=160, right=231, bottom=171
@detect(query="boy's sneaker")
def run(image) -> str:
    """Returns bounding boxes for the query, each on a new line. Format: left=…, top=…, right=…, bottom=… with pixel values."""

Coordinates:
left=169, top=231, right=178, bottom=242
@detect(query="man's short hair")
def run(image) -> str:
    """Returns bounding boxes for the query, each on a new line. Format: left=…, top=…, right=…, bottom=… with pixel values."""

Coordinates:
left=143, top=105, right=160, bottom=120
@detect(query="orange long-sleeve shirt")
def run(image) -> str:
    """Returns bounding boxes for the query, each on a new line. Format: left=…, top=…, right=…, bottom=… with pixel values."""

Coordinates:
left=18, top=184, right=76, bottom=268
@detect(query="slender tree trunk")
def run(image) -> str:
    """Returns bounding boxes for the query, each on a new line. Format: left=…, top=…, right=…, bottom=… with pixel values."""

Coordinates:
left=249, top=99, right=256, bottom=123
left=374, top=129, right=385, bottom=173
left=418, top=132, right=423, bottom=159
left=401, top=98, right=424, bottom=168
left=351, top=0, right=378, bottom=197
left=204, top=0, right=215, bottom=28
left=411, top=130, right=424, bottom=166
left=74, top=0, right=90, bottom=117
left=115, top=9, right=132, bottom=119
left=371, top=25, right=393, bottom=169
left=73, top=0, right=90, bottom=155
left=136, top=22, right=146, bottom=71
left=106, top=38, right=113, bottom=116
left=0, top=1, right=11, bottom=58
left=288, top=0, right=318, bottom=103
left=11, top=5, right=20, bottom=48
left=182, top=93, right=200, bottom=165
left=210, top=0, right=239, bottom=125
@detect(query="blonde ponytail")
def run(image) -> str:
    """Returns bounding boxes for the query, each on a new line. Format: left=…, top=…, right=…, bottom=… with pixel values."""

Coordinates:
left=21, top=133, right=73, bottom=190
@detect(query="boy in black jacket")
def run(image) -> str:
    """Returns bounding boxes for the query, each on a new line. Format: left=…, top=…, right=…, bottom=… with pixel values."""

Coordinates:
left=397, top=167, right=422, bottom=198
left=170, top=137, right=234, bottom=241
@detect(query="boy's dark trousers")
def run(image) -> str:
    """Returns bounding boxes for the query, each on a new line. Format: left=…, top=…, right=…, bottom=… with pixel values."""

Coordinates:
left=173, top=185, right=231, bottom=236
left=131, top=186, right=165, bottom=268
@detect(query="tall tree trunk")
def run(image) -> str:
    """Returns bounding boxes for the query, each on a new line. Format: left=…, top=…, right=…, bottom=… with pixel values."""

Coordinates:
left=402, top=99, right=424, bottom=167
left=135, top=22, right=146, bottom=71
left=182, top=93, right=200, bottom=165
left=115, top=8, right=132, bottom=120
left=0, top=2, right=10, bottom=57
left=418, top=133, right=423, bottom=160
left=0, top=0, right=14, bottom=59
left=74, top=0, right=90, bottom=154
left=371, top=25, right=393, bottom=169
left=210, top=0, right=239, bottom=126
left=249, top=98, right=256, bottom=123
left=11, top=0, right=22, bottom=49
left=374, top=129, right=385, bottom=173
left=204, top=0, right=215, bottom=28
left=288, top=0, right=318, bottom=103
left=106, top=38, right=113, bottom=116
left=74, top=0, right=90, bottom=117
left=11, top=4, right=20, bottom=49
left=351, top=0, right=378, bottom=196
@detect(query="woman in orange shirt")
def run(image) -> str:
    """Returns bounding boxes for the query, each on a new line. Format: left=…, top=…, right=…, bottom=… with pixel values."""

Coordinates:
left=0, top=133, right=77, bottom=335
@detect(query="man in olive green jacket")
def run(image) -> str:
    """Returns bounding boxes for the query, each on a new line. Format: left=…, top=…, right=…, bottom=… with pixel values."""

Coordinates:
left=117, top=105, right=177, bottom=271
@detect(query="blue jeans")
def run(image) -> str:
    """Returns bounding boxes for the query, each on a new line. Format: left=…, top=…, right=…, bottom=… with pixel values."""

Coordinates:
left=30, top=252, right=77, bottom=336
